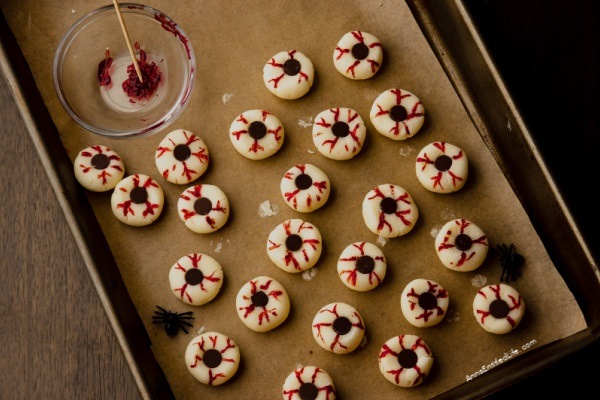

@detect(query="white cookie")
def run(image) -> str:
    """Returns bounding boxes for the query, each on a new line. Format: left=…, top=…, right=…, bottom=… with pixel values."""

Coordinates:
left=263, top=50, right=314, bottom=99
left=311, top=302, right=365, bottom=354
left=111, top=174, right=164, bottom=226
left=177, top=184, right=229, bottom=233
left=236, top=276, right=290, bottom=332
left=282, top=365, right=336, bottom=400
left=74, top=145, right=124, bottom=191
left=416, top=142, right=468, bottom=193
left=267, top=219, right=322, bottom=273
left=312, top=107, right=366, bottom=160
left=435, top=219, right=489, bottom=271
left=169, top=253, right=224, bottom=306
left=155, top=129, right=209, bottom=184
left=333, top=31, right=383, bottom=80
left=370, top=88, right=425, bottom=140
left=280, top=164, right=330, bottom=212
left=362, top=184, right=419, bottom=238
left=400, top=278, right=449, bottom=327
left=337, top=242, right=386, bottom=291
left=185, top=331, right=240, bottom=386
left=378, top=335, right=434, bottom=387
left=229, top=110, right=285, bottom=160
left=473, top=283, right=525, bottom=334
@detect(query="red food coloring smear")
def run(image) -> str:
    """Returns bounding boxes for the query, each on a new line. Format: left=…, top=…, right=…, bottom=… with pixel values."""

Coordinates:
left=97, top=49, right=113, bottom=86
left=154, top=13, right=192, bottom=60
left=97, top=43, right=162, bottom=100
left=122, top=42, right=162, bottom=100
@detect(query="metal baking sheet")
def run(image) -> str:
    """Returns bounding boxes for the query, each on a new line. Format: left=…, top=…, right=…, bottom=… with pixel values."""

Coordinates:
left=1, top=1, right=598, bottom=399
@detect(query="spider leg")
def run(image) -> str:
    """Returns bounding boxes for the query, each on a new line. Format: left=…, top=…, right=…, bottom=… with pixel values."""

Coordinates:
left=180, top=325, right=190, bottom=334
left=177, top=315, right=195, bottom=321
left=176, top=311, right=194, bottom=317
left=155, top=305, right=169, bottom=313
left=180, top=320, right=194, bottom=327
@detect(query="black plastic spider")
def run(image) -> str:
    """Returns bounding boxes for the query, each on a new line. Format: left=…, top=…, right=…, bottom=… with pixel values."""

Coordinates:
left=496, top=243, right=525, bottom=282
left=152, top=305, right=194, bottom=336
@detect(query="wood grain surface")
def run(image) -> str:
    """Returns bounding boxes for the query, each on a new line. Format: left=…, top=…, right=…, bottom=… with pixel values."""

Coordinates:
left=0, top=70, right=142, bottom=400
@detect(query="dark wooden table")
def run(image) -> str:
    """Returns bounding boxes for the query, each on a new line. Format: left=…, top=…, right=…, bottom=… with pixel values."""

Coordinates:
left=0, top=64, right=142, bottom=399
left=1, top=1, right=598, bottom=399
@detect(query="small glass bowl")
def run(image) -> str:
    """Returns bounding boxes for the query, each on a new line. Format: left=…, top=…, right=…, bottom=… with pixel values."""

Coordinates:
left=53, top=3, right=195, bottom=139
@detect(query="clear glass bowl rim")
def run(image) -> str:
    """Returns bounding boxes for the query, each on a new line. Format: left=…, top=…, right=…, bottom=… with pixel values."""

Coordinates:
left=52, top=2, right=196, bottom=139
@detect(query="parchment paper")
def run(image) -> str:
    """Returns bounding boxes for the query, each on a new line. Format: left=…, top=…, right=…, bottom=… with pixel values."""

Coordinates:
left=1, top=0, right=587, bottom=398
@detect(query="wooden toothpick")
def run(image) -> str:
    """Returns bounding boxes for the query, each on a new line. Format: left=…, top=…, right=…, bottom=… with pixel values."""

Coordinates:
left=112, top=0, right=143, bottom=82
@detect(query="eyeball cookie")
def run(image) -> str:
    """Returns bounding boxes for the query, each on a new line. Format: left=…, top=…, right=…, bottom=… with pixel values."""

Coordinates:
left=185, top=331, right=240, bottom=386
left=362, top=184, right=419, bottom=238
left=333, top=31, right=383, bottom=80
left=311, top=302, right=365, bottom=354
left=370, top=88, right=425, bottom=140
left=74, top=145, right=124, bottom=191
left=155, top=129, right=209, bottom=184
left=416, top=142, right=468, bottom=193
left=263, top=50, right=314, bottom=99
left=169, top=253, right=223, bottom=306
left=400, top=279, right=449, bottom=327
left=378, top=335, right=434, bottom=387
left=473, top=283, right=525, bottom=334
left=337, top=242, right=386, bottom=291
left=282, top=365, right=336, bottom=400
left=280, top=164, right=330, bottom=212
left=229, top=110, right=284, bottom=160
left=111, top=174, right=164, bottom=226
left=312, top=107, right=366, bottom=160
left=177, top=184, right=229, bottom=233
left=435, top=219, right=488, bottom=271
left=267, top=219, right=322, bottom=273
left=236, top=276, right=290, bottom=332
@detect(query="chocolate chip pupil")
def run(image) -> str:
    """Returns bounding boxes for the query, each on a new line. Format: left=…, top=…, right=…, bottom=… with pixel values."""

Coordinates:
left=91, top=153, right=110, bottom=169
left=295, top=173, right=313, bottom=190
left=185, top=268, right=204, bottom=285
left=418, top=292, right=438, bottom=310
left=398, top=349, right=418, bottom=369
left=129, top=187, right=147, bottom=204
left=380, top=197, right=397, bottom=214
left=455, top=234, right=473, bottom=251
left=203, top=349, right=222, bottom=368
left=489, top=299, right=510, bottom=319
left=331, top=121, right=350, bottom=138
left=194, top=197, right=212, bottom=215
left=351, top=42, right=369, bottom=60
left=251, top=291, right=269, bottom=307
left=435, top=155, right=453, bottom=171
left=332, top=316, right=352, bottom=335
left=298, top=382, right=319, bottom=400
left=286, top=234, right=303, bottom=251
left=390, top=105, right=408, bottom=122
left=173, top=144, right=191, bottom=161
left=283, top=58, right=302, bottom=76
left=356, top=255, right=375, bottom=274
left=248, top=121, right=267, bottom=140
